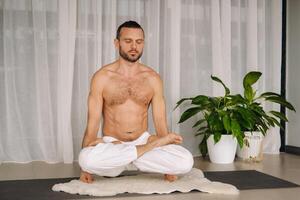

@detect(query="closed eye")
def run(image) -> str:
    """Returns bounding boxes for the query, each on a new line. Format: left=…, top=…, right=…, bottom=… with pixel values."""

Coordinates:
left=124, top=39, right=132, bottom=43
left=136, top=39, right=144, bottom=44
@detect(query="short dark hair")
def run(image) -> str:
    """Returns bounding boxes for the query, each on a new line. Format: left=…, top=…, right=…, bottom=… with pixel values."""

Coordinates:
left=116, top=20, right=144, bottom=40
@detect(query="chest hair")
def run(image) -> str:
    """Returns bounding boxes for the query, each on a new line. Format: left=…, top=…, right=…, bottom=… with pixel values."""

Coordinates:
left=105, top=77, right=152, bottom=106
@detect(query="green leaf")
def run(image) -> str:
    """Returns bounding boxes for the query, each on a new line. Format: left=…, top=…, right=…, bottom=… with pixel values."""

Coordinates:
left=192, top=119, right=206, bottom=128
left=234, top=109, right=254, bottom=130
left=179, top=107, right=203, bottom=123
left=258, top=126, right=267, bottom=136
left=209, top=97, right=220, bottom=107
left=222, top=114, right=231, bottom=133
left=237, top=134, right=244, bottom=148
left=192, top=95, right=209, bottom=105
left=250, top=104, right=266, bottom=115
left=195, top=129, right=210, bottom=136
left=174, top=97, right=192, bottom=110
left=238, top=118, right=253, bottom=131
left=195, top=132, right=205, bottom=136
left=231, top=118, right=241, bottom=137
left=236, top=107, right=256, bottom=122
left=265, top=96, right=296, bottom=111
left=243, top=71, right=261, bottom=102
left=230, top=94, right=247, bottom=104
left=211, top=75, right=230, bottom=96
left=257, top=92, right=282, bottom=99
left=269, top=116, right=284, bottom=130
left=269, top=111, right=288, bottom=122
left=244, top=84, right=254, bottom=101
left=213, top=132, right=222, bottom=144
left=243, top=71, right=262, bottom=88
left=197, top=126, right=207, bottom=132
left=207, top=112, right=224, bottom=132
left=263, top=115, right=275, bottom=127
left=199, top=136, right=208, bottom=158
left=255, top=117, right=269, bottom=134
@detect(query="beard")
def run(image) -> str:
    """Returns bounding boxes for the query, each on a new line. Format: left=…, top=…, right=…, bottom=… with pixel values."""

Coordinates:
left=119, top=46, right=143, bottom=63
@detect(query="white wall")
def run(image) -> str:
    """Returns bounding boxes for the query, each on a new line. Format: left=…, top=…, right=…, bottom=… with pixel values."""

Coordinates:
left=287, top=0, right=300, bottom=147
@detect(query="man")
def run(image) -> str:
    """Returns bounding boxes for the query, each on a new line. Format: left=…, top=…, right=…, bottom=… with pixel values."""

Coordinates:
left=78, top=21, right=194, bottom=183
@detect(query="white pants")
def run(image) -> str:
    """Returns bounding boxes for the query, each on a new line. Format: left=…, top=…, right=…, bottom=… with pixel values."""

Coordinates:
left=78, top=132, right=194, bottom=177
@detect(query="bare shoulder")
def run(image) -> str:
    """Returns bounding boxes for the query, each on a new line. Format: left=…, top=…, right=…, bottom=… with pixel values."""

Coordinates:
left=92, top=62, right=118, bottom=82
left=90, top=63, right=117, bottom=90
left=139, top=64, right=162, bottom=84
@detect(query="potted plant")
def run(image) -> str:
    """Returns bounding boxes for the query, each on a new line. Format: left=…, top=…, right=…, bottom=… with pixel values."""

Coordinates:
left=235, top=71, right=296, bottom=161
left=175, top=71, right=296, bottom=163
left=174, top=76, right=246, bottom=164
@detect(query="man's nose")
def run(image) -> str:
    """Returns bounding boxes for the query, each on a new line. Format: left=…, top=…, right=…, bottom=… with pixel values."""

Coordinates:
left=131, top=42, right=137, bottom=49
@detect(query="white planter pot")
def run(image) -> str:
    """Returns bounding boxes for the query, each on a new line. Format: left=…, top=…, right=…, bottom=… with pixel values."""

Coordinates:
left=207, top=135, right=237, bottom=164
left=237, top=131, right=263, bottom=161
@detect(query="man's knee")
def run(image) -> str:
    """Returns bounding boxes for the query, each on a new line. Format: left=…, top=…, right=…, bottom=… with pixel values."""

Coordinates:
left=78, top=147, right=94, bottom=173
left=134, top=144, right=194, bottom=174
left=178, top=149, right=194, bottom=174
left=167, top=145, right=194, bottom=174
left=79, top=143, right=138, bottom=173
left=78, top=147, right=125, bottom=177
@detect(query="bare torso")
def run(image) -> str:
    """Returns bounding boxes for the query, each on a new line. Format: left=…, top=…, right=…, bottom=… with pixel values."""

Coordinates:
left=80, top=26, right=184, bottom=183
left=101, top=63, right=155, bottom=141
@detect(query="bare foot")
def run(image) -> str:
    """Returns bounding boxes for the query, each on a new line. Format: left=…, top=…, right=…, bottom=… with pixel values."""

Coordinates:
left=80, top=171, right=94, bottom=183
left=164, top=174, right=178, bottom=182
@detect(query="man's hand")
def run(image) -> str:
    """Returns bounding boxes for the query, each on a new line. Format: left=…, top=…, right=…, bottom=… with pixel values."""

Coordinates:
left=147, top=132, right=183, bottom=147
left=167, top=132, right=183, bottom=144
left=80, top=171, right=94, bottom=183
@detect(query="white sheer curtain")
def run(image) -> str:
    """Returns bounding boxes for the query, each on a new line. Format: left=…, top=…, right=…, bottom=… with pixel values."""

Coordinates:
left=0, top=0, right=282, bottom=163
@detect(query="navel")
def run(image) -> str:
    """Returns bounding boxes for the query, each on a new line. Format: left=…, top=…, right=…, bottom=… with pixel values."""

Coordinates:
left=127, top=88, right=132, bottom=95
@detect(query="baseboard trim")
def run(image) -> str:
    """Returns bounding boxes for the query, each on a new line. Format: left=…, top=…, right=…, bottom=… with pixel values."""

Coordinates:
left=285, top=145, right=300, bottom=155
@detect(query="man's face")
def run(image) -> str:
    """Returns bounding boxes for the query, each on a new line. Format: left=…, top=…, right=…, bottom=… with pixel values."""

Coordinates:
left=116, top=27, right=144, bottom=63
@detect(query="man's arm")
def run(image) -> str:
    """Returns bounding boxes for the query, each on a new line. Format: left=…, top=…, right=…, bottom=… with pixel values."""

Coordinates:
left=82, top=71, right=104, bottom=148
left=80, top=71, right=105, bottom=183
left=151, top=74, right=169, bottom=137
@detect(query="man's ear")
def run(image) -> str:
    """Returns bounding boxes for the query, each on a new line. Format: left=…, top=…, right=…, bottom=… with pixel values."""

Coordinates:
left=114, top=39, right=119, bottom=50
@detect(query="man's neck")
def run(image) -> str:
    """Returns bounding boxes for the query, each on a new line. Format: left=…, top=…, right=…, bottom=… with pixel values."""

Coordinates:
left=117, top=58, right=140, bottom=77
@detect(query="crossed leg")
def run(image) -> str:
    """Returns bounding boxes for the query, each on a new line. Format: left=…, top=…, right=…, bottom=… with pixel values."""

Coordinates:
left=144, top=134, right=194, bottom=182
left=78, top=133, right=193, bottom=183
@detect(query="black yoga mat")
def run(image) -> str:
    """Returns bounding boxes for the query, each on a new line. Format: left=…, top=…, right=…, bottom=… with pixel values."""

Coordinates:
left=0, top=170, right=298, bottom=200
left=203, top=170, right=299, bottom=190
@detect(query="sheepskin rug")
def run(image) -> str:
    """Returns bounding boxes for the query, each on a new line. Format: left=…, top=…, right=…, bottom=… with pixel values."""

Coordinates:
left=52, top=168, right=239, bottom=197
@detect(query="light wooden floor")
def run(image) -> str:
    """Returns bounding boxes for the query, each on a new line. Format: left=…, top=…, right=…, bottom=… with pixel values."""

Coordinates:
left=1, top=153, right=300, bottom=200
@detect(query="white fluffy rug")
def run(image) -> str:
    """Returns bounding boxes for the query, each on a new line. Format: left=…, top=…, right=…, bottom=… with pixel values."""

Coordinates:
left=52, top=168, right=239, bottom=197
